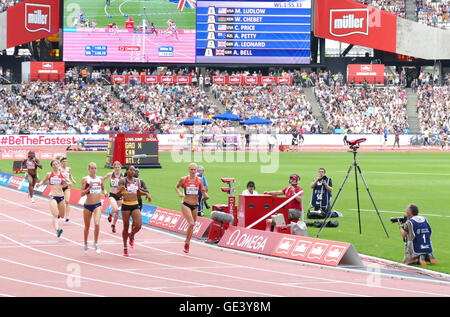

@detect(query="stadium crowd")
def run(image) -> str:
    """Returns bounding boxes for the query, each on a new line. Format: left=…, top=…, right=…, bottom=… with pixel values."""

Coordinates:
left=313, top=81, right=409, bottom=134
left=1, top=67, right=449, bottom=137
left=112, top=83, right=219, bottom=134
left=211, top=84, right=322, bottom=134
left=355, top=0, right=406, bottom=17
left=0, top=82, right=135, bottom=134
left=416, top=84, right=449, bottom=134
left=0, top=0, right=22, bottom=13
left=417, top=0, right=449, bottom=30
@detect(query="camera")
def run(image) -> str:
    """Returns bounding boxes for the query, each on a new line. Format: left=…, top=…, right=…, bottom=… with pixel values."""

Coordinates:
left=390, top=216, right=407, bottom=224
left=320, top=175, right=328, bottom=181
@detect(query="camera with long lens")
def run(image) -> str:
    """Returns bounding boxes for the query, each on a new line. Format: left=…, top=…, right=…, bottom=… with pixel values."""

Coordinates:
left=390, top=216, right=407, bottom=224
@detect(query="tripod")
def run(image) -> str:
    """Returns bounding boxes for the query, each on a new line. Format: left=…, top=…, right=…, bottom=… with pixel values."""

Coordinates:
left=316, top=144, right=389, bottom=238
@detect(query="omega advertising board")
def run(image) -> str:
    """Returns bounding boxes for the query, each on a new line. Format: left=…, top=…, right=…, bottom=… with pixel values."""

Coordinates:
left=314, top=0, right=397, bottom=54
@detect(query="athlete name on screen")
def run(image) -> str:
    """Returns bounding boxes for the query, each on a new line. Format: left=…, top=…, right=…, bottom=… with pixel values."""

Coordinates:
left=233, top=9, right=266, bottom=14
left=234, top=17, right=263, bottom=23
left=235, top=25, right=255, bottom=31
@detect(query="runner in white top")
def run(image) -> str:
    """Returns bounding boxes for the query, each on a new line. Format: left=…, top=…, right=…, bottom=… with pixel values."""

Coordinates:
left=60, top=157, right=76, bottom=222
left=22, top=150, right=42, bottom=203
left=81, top=162, right=107, bottom=255
left=103, top=161, right=124, bottom=233
left=37, top=160, right=69, bottom=237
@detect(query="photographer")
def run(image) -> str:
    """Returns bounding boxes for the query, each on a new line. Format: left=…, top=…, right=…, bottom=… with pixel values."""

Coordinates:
left=398, top=204, right=436, bottom=266
left=308, top=168, right=334, bottom=219
left=197, top=166, right=209, bottom=217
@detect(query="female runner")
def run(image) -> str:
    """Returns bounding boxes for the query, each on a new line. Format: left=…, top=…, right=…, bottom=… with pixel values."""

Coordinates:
left=22, top=150, right=42, bottom=203
left=60, top=157, right=76, bottom=222
left=103, top=161, right=124, bottom=233
left=175, top=163, right=208, bottom=253
left=81, top=162, right=107, bottom=255
left=118, top=165, right=150, bottom=256
left=37, top=160, right=68, bottom=237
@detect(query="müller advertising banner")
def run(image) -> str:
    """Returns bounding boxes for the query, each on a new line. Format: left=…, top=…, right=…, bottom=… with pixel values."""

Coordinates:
left=314, top=0, right=397, bottom=54
left=347, top=64, right=385, bottom=84
left=5, top=0, right=59, bottom=49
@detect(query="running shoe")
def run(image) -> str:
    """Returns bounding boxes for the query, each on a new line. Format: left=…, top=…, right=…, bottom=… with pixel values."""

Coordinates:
left=123, top=248, right=129, bottom=257
left=419, top=254, right=427, bottom=266
left=108, top=214, right=112, bottom=223
left=427, top=253, right=437, bottom=265
left=31, top=197, right=35, bottom=203
left=129, top=236, right=134, bottom=248
left=84, top=244, right=88, bottom=255
left=94, top=244, right=101, bottom=255
left=65, top=218, right=70, bottom=222
left=111, top=224, right=116, bottom=233
left=57, top=229, right=63, bottom=238
left=183, top=243, right=190, bottom=254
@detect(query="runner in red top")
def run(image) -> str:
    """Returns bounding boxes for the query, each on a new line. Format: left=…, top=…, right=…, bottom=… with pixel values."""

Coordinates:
left=175, top=163, right=208, bottom=253
left=264, top=174, right=304, bottom=221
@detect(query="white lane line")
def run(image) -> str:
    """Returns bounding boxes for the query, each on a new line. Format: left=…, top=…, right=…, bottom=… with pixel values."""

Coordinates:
left=2, top=190, right=449, bottom=296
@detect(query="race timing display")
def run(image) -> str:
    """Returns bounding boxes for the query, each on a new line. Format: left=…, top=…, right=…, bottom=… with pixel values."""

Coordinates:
left=196, top=0, right=311, bottom=64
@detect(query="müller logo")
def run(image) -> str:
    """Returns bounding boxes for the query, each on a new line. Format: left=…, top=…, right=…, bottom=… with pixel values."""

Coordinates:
left=25, top=3, right=51, bottom=33
left=330, top=8, right=369, bottom=37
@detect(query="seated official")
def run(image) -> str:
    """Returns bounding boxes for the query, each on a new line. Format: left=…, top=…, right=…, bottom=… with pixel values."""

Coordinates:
left=399, top=204, right=436, bottom=266
left=242, top=181, right=258, bottom=195
left=264, top=174, right=303, bottom=221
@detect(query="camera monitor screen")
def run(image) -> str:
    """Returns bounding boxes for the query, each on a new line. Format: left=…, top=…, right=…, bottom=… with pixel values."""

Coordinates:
left=62, top=0, right=311, bottom=64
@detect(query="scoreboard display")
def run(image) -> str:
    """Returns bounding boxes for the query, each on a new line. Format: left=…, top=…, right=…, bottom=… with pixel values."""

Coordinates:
left=196, top=0, right=311, bottom=64
left=105, top=134, right=161, bottom=169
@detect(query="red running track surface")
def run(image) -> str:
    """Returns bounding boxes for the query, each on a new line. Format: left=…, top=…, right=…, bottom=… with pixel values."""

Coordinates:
left=0, top=187, right=448, bottom=297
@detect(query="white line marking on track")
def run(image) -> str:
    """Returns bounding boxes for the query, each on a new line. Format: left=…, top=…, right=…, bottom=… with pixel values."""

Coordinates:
left=0, top=272, right=104, bottom=297
left=0, top=211, right=280, bottom=297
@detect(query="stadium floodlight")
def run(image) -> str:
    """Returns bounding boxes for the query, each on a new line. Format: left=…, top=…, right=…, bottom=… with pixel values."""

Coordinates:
left=316, top=138, right=389, bottom=239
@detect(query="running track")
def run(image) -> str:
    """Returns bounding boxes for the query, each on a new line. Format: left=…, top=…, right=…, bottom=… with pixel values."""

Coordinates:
left=0, top=187, right=448, bottom=297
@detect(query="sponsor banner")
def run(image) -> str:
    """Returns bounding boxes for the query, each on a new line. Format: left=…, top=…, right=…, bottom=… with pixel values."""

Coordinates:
left=29, top=61, right=65, bottom=82
left=158, top=134, right=416, bottom=147
left=347, top=64, right=385, bottom=84
left=218, top=226, right=282, bottom=256
left=272, top=236, right=352, bottom=267
left=141, top=204, right=158, bottom=225
left=315, top=0, right=397, bottom=54
left=8, top=175, right=25, bottom=190
left=219, top=226, right=361, bottom=266
left=149, top=207, right=183, bottom=231
left=0, top=147, right=66, bottom=160
left=1, top=134, right=109, bottom=147
left=111, top=75, right=193, bottom=85
left=0, top=172, right=13, bottom=186
left=211, top=76, right=293, bottom=85
left=174, top=216, right=213, bottom=239
left=6, top=0, right=59, bottom=49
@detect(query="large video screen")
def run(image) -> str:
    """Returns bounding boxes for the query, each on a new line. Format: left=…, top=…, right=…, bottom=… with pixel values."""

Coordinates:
left=196, top=0, right=311, bottom=64
left=62, top=0, right=311, bottom=64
